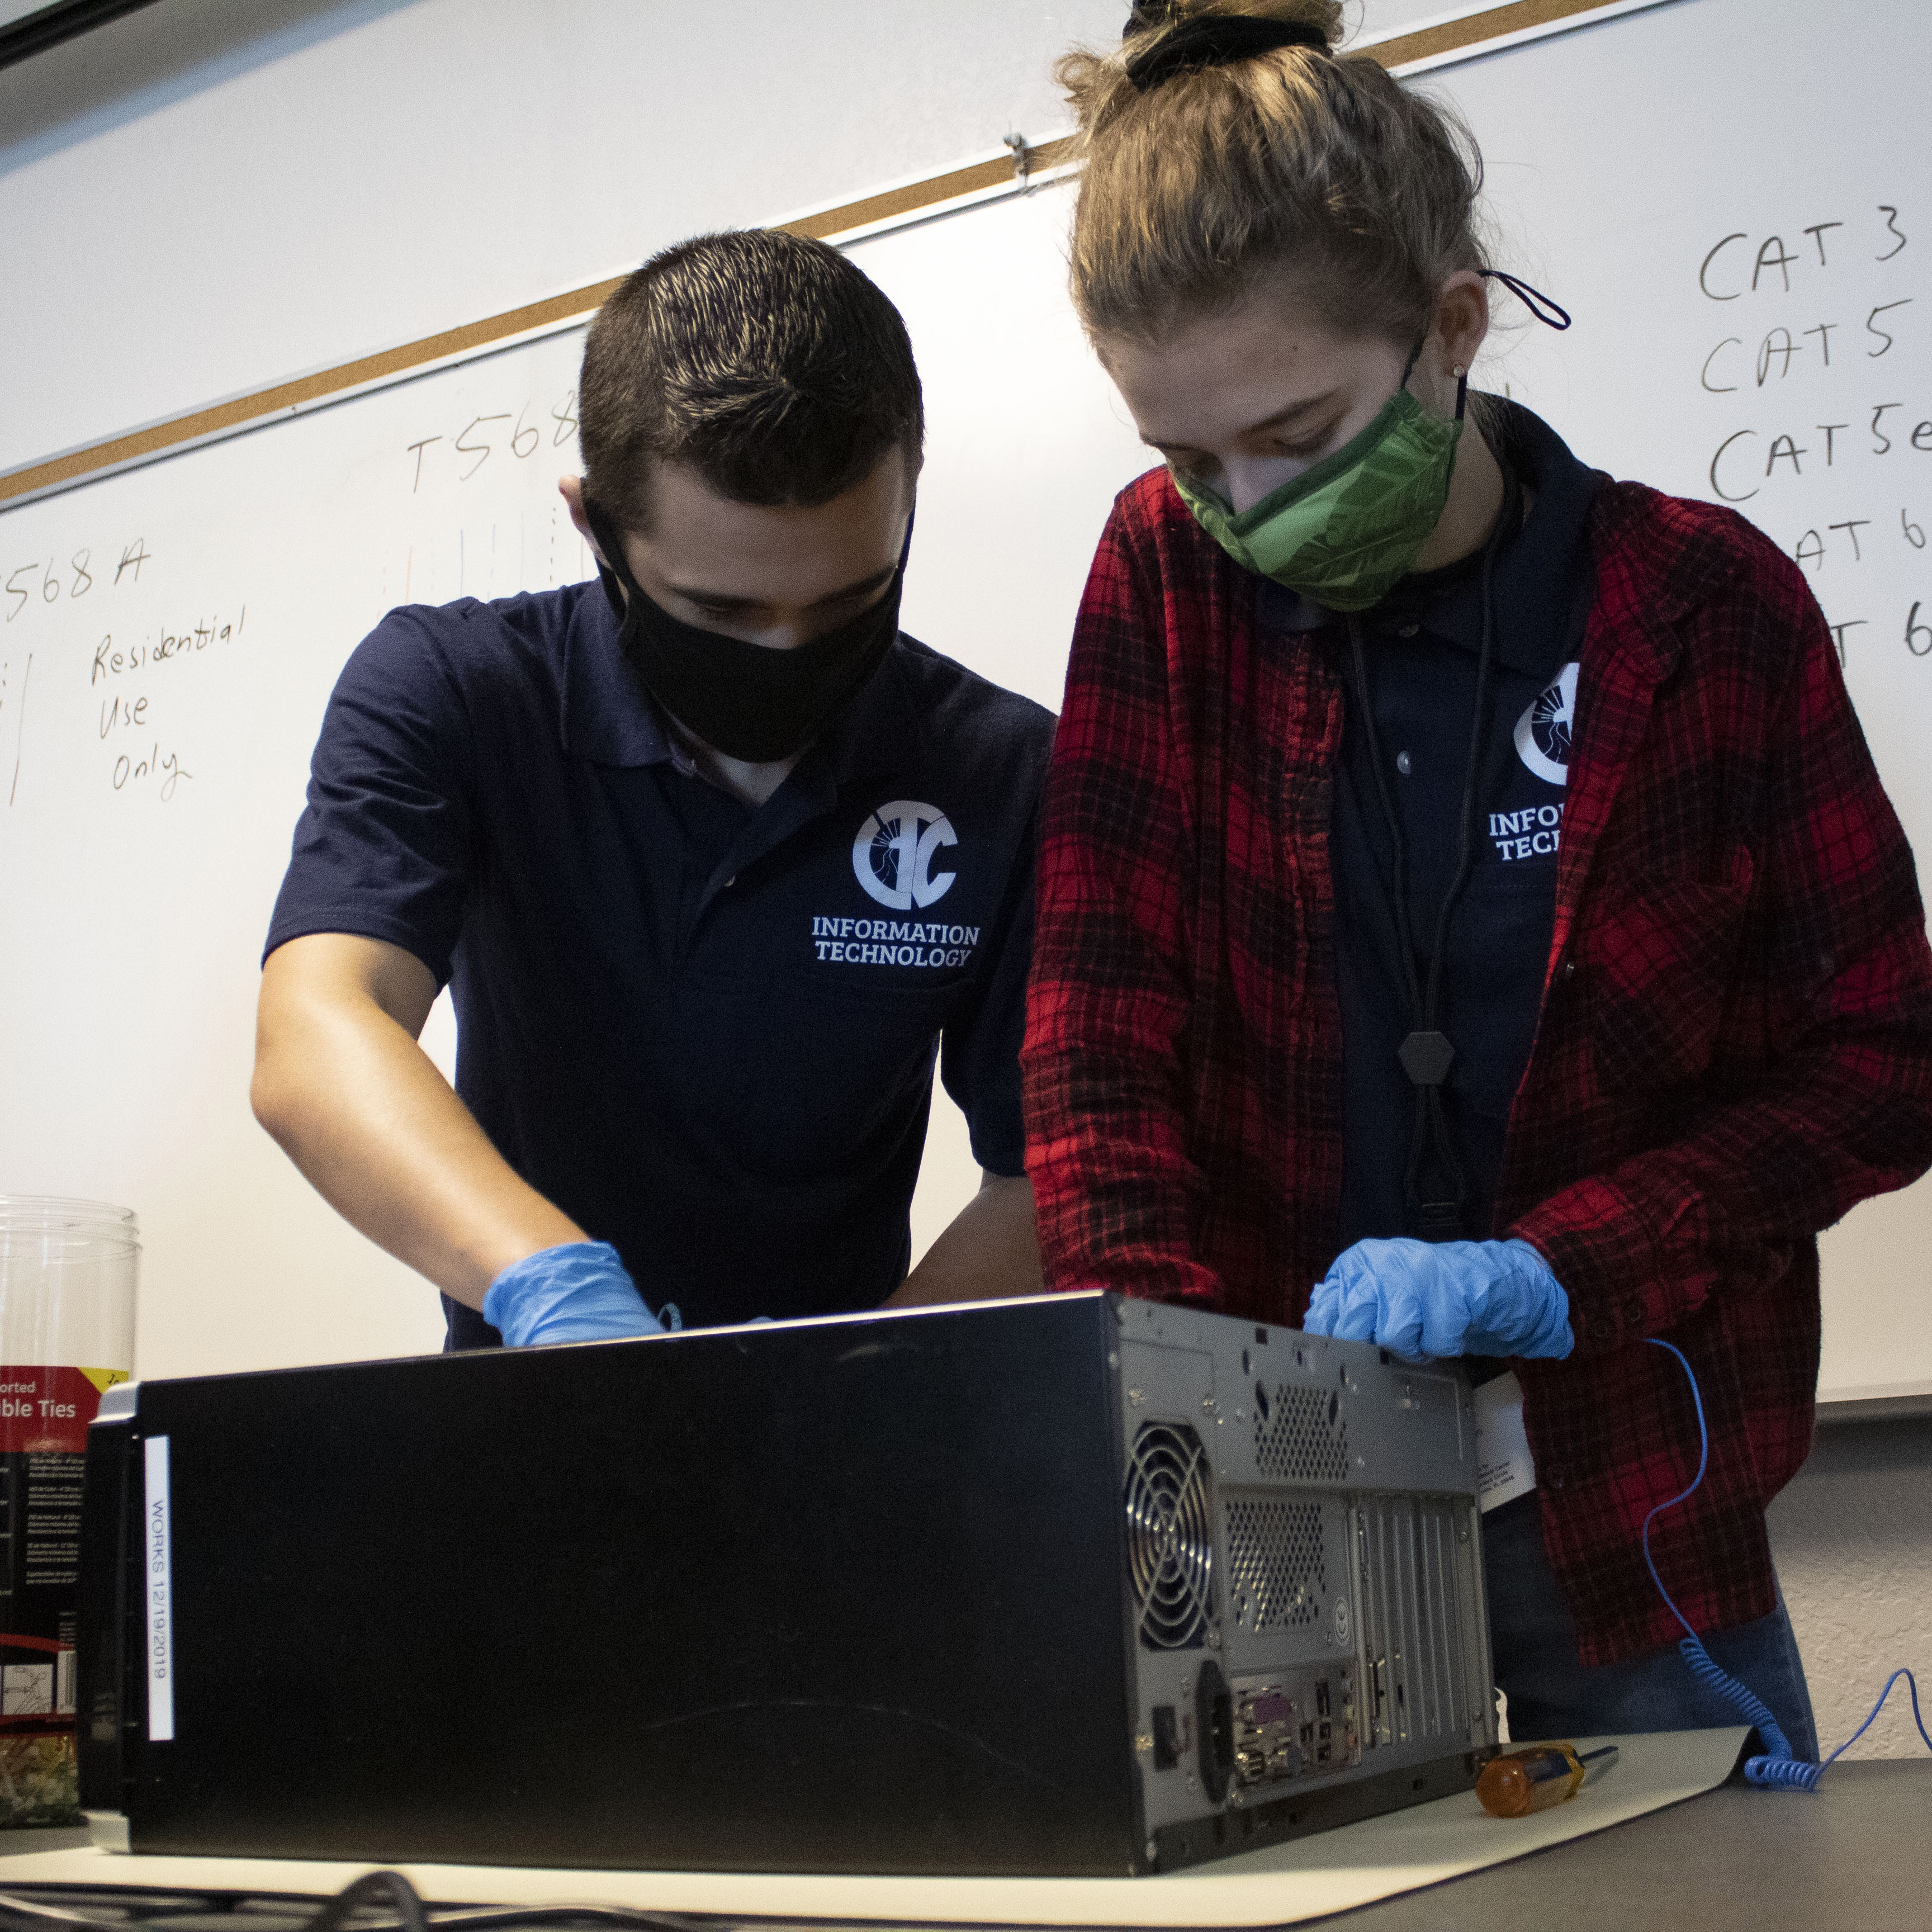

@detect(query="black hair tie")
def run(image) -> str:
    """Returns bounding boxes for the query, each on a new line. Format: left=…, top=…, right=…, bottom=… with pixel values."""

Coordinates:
left=1478, top=268, right=1573, bottom=330
left=1124, top=13, right=1329, bottom=92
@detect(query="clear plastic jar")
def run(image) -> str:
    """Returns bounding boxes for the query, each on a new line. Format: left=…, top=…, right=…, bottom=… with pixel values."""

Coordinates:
left=0, top=1199, right=139, bottom=1371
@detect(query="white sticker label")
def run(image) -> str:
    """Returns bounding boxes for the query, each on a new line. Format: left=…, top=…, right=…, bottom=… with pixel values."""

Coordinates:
left=1474, top=1373, right=1537, bottom=1515
left=144, top=1434, right=174, bottom=1742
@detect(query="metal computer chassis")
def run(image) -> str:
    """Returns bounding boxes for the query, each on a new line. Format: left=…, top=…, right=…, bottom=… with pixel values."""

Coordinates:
left=78, top=1291, right=1496, bottom=1876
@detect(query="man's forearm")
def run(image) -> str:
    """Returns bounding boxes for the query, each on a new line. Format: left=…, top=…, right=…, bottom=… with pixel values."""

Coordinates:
left=888, top=1173, right=1043, bottom=1308
left=253, top=940, right=584, bottom=1309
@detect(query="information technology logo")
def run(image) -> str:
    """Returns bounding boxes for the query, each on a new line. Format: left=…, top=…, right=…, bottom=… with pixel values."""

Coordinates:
left=854, top=800, right=958, bottom=910
left=1514, top=661, right=1579, bottom=787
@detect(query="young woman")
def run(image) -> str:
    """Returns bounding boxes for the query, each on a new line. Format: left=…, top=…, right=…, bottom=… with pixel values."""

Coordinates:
left=1023, top=0, right=1932, bottom=1750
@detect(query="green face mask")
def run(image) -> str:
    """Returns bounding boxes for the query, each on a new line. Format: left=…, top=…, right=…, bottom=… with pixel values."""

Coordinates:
left=1172, top=363, right=1466, bottom=614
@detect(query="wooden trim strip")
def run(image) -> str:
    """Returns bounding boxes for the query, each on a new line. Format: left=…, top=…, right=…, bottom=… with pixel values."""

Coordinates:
left=1363, top=0, right=1621, bottom=69
left=0, top=0, right=1617, bottom=508
left=781, top=136, right=1077, bottom=241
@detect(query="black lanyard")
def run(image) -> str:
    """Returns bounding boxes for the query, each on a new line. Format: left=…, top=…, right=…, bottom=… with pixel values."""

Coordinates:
left=1342, top=468, right=1521, bottom=1241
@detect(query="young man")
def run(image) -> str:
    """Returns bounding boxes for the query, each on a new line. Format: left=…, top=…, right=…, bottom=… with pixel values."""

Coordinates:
left=253, top=231, right=1052, bottom=1349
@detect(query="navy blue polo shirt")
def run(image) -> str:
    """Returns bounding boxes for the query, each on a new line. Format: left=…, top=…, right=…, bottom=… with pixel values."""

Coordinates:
left=266, top=580, right=1053, bottom=1337
left=1259, top=402, right=1604, bottom=1249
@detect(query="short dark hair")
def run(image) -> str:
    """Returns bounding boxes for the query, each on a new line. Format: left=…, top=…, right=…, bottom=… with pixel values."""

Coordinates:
left=579, top=230, right=924, bottom=533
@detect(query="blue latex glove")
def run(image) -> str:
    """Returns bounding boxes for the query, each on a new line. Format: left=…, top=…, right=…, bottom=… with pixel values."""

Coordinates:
left=481, top=1240, right=667, bottom=1348
left=1303, top=1237, right=1574, bottom=1361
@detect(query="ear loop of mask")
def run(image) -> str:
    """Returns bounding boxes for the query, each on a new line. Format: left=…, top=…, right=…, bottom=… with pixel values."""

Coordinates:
left=1397, top=337, right=1470, bottom=425
left=583, top=499, right=634, bottom=620
left=1476, top=269, right=1573, bottom=332
left=1384, top=268, right=1566, bottom=453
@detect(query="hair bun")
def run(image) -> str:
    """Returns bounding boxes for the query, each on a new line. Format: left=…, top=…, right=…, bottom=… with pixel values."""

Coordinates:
left=1125, top=14, right=1329, bottom=92
left=1125, top=1, right=1341, bottom=55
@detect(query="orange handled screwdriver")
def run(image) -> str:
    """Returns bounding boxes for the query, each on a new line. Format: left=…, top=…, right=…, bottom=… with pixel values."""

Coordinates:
left=1476, top=1742, right=1620, bottom=1818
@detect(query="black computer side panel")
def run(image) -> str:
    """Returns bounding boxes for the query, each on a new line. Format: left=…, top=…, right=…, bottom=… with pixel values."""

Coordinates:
left=88, top=1297, right=1142, bottom=1877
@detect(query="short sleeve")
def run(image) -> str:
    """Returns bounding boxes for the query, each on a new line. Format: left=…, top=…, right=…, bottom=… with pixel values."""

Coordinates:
left=263, top=609, right=476, bottom=984
left=937, top=801, right=1040, bottom=1177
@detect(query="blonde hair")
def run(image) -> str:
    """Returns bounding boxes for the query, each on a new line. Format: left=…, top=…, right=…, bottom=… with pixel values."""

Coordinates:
left=1059, top=0, right=1489, bottom=347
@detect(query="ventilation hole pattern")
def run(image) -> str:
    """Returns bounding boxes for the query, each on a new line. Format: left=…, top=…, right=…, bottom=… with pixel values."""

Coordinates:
left=1124, top=1422, right=1215, bottom=1651
left=1255, top=1384, right=1350, bottom=1481
left=1226, top=1498, right=1327, bottom=1631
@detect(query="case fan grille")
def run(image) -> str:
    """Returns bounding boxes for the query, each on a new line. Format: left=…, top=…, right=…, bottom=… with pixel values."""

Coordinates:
left=1125, top=1421, right=1215, bottom=1650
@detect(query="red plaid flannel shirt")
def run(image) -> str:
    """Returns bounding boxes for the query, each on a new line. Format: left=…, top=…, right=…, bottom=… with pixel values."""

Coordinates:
left=1023, top=466, right=1932, bottom=1665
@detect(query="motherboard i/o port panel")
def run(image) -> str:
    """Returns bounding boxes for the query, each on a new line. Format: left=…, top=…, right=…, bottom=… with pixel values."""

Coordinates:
left=1231, top=1666, right=1360, bottom=1788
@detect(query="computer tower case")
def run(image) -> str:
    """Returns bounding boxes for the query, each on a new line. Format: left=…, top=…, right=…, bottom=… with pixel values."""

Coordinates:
left=77, top=1292, right=1497, bottom=1876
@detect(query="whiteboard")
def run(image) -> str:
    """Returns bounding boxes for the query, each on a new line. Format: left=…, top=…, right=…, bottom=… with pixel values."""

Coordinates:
left=2, top=0, right=1928, bottom=1401
left=1436, top=0, right=1932, bottom=1400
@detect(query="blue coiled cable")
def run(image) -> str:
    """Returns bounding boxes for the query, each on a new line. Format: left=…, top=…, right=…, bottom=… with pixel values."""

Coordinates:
left=1643, top=1337, right=1932, bottom=1789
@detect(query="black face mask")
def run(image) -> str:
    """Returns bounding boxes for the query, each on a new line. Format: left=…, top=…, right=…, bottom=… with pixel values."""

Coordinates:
left=584, top=499, right=907, bottom=765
